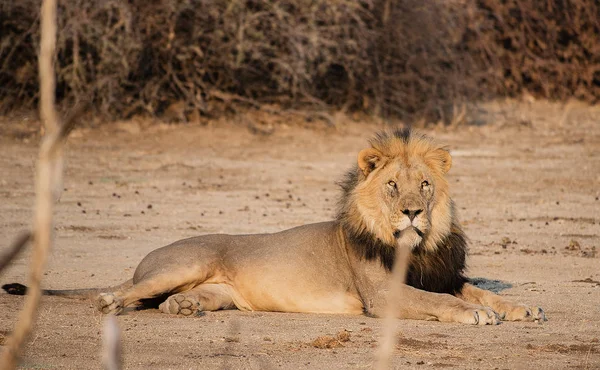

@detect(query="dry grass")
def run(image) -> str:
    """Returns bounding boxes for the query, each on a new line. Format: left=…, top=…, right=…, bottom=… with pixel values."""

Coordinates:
left=1, top=0, right=598, bottom=123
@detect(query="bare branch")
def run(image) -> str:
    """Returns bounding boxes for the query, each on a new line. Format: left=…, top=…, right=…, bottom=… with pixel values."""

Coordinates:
left=102, top=316, right=122, bottom=370
left=0, top=232, right=31, bottom=276
left=373, top=231, right=414, bottom=370
left=0, top=0, right=63, bottom=368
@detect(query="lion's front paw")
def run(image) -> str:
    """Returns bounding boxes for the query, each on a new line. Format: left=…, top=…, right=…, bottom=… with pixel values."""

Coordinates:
left=501, top=305, right=546, bottom=322
left=471, top=306, right=501, bottom=325
left=450, top=305, right=500, bottom=325
left=159, top=294, right=200, bottom=316
left=97, top=293, right=124, bottom=315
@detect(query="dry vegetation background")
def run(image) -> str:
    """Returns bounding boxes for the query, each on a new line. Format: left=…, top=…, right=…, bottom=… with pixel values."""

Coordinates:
left=1, top=0, right=599, bottom=122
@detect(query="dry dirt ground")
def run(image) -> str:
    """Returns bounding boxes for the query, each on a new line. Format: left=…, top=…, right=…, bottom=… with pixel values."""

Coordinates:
left=1, top=101, right=599, bottom=369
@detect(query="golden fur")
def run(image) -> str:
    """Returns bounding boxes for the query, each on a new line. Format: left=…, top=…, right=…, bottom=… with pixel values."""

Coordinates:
left=343, top=130, right=453, bottom=250
left=3, top=129, right=546, bottom=325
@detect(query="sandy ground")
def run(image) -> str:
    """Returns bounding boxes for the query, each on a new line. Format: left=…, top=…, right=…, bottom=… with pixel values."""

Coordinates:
left=0, top=101, right=599, bottom=369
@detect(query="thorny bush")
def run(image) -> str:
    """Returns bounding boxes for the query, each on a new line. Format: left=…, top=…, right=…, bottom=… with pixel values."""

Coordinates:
left=1, top=0, right=598, bottom=123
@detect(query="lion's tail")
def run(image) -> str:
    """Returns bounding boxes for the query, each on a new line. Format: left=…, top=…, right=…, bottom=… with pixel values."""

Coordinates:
left=2, top=279, right=133, bottom=300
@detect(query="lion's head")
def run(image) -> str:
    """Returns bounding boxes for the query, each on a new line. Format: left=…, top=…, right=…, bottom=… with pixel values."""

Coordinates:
left=338, top=129, right=463, bottom=276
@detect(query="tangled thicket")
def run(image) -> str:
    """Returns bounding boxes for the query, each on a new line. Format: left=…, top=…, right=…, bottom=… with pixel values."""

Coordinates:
left=1, top=0, right=599, bottom=122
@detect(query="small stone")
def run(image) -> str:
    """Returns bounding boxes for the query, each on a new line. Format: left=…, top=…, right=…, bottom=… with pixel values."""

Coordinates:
left=567, top=240, right=581, bottom=251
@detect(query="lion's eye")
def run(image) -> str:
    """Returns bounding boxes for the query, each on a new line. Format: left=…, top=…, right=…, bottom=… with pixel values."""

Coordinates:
left=421, top=180, right=430, bottom=189
left=387, top=180, right=396, bottom=188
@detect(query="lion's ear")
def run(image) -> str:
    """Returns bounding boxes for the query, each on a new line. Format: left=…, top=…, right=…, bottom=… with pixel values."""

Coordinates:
left=432, top=148, right=452, bottom=174
left=358, top=148, right=386, bottom=176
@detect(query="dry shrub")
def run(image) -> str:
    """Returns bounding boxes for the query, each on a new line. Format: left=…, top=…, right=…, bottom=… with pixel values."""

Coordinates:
left=470, top=0, right=600, bottom=102
left=0, top=0, right=599, bottom=123
left=0, top=1, right=138, bottom=114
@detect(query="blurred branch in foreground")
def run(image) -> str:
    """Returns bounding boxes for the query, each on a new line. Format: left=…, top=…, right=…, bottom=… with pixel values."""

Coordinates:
left=0, top=0, right=68, bottom=368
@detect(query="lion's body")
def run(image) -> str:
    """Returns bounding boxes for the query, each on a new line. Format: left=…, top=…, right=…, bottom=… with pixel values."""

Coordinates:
left=134, top=221, right=364, bottom=314
left=2, top=129, right=545, bottom=324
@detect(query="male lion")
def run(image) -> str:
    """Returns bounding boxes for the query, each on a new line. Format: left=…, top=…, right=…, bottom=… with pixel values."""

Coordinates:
left=3, top=129, right=545, bottom=325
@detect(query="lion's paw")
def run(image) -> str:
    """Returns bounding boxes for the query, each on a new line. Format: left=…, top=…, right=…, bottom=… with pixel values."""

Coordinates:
left=472, top=307, right=501, bottom=325
left=501, top=305, right=546, bottom=322
left=159, top=294, right=200, bottom=316
left=97, top=293, right=124, bottom=315
left=453, top=306, right=501, bottom=325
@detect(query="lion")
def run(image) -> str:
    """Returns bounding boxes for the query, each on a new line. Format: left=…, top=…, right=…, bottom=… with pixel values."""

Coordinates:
left=3, top=129, right=545, bottom=325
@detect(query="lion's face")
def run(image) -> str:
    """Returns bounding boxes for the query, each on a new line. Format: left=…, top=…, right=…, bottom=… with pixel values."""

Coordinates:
left=376, top=157, right=436, bottom=238
left=346, top=133, right=454, bottom=251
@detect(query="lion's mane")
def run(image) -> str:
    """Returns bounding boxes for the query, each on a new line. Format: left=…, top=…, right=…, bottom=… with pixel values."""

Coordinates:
left=337, top=129, right=469, bottom=294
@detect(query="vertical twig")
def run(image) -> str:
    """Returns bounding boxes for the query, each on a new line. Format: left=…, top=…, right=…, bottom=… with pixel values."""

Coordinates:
left=102, top=316, right=122, bottom=370
left=0, top=0, right=61, bottom=368
left=373, top=232, right=414, bottom=370
left=39, top=0, right=59, bottom=136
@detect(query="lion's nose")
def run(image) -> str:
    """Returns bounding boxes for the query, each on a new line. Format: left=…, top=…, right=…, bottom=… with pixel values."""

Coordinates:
left=402, top=208, right=423, bottom=222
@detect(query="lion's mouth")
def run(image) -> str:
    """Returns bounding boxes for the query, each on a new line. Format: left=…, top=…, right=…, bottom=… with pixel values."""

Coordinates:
left=393, top=226, right=424, bottom=239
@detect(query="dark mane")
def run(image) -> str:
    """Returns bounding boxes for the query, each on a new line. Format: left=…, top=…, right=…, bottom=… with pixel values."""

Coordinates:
left=336, top=130, right=469, bottom=295
left=406, top=226, right=469, bottom=294
left=371, top=127, right=413, bottom=146
left=336, top=159, right=398, bottom=269
left=338, top=217, right=469, bottom=295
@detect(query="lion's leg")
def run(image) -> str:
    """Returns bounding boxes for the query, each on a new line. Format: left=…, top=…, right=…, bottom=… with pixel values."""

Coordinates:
left=96, top=270, right=203, bottom=315
left=159, top=284, right=235, bottom=316
left=395, top=285, right=500, bottom=325
left=457, top=283, right=546, bottom=322
left=96, top=280, right=137, bottom=315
